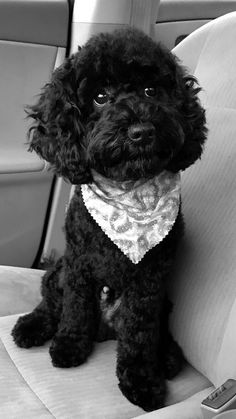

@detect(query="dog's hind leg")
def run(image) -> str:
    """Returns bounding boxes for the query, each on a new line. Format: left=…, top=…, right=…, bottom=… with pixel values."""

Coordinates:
left=12, top=258, right=63, bottom=348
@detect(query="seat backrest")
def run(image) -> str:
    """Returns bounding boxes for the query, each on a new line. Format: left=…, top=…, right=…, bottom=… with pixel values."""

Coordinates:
left=170, top=12, right=236, bottom=387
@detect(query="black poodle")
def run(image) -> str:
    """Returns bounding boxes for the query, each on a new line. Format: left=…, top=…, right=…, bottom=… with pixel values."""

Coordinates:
left=12, top=28, right=207, bottom=411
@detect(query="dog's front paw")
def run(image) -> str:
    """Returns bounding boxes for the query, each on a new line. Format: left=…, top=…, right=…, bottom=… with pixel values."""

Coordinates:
left=49, top=333, right=93, bottom=368
left=117, top=363, right=166, bottom=411
left=12, top=312, right=56, bottom=348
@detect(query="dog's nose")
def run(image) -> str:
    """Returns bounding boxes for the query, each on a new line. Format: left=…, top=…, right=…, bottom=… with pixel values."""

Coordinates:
left=128, top=123, right=156, bottom=143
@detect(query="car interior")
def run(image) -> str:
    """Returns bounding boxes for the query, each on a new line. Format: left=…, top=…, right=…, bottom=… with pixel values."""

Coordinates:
left=0, top=1, right=236, bottom=418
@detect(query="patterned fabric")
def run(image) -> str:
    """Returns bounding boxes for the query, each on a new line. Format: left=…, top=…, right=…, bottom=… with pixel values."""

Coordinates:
left=81, top=170, right=181, bottom=264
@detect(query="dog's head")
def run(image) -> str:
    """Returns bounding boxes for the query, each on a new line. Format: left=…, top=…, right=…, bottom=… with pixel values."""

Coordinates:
left=28, top=28, right=207, bottom=184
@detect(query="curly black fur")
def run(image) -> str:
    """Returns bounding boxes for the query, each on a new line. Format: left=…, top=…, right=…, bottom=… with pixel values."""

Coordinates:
left=12, top=28, right=207, bottom=411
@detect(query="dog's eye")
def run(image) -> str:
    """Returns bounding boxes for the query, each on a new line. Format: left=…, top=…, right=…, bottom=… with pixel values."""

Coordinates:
left=144, top=87, right=157, bottom=97
left=93, top=90, right=109, bottom=107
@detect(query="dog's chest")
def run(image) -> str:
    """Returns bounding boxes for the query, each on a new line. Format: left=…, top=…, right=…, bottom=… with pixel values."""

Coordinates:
left=80, top=171, right=181, bottom=264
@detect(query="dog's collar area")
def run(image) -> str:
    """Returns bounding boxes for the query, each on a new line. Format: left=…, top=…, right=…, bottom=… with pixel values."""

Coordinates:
left=81, top=170, right=181, bottom=264
left=90, top=169, right=152, bottom=196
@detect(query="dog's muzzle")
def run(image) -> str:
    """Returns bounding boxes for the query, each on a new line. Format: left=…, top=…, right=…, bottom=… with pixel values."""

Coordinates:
left=128, top=122, right=156, bottom=143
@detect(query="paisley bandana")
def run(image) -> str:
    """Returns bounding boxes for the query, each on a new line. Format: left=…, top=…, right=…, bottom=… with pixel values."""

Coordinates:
left=81, top=170, right=181, bottom=264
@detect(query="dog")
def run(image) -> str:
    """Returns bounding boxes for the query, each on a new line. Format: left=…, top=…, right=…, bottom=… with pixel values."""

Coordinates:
left=12, top=28, right=207, bottom=411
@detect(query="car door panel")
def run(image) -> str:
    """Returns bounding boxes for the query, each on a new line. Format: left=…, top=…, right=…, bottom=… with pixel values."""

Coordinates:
left=0, top=172, right=53, bottom=267
left=0, top=0, right=69, bottom=267
left=0, top=0, right=68, bottom=46
left=0, top=41, right=58, bottom=174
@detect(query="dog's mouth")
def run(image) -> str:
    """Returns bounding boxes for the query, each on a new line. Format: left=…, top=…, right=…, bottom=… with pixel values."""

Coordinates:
left=86, top=132, right=174, bottom=181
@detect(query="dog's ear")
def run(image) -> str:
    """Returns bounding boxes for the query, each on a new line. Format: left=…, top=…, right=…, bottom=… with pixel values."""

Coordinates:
left=27, top=54, right=91, bottom=184
left=167, top=60, right=207, bottom=172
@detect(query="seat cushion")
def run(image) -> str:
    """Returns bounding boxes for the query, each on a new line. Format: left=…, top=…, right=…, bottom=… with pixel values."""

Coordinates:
left=0, top=265, right=42, bottom=316
left=133, top=388, right=215, bottom=419
left=0, top=313, right=211, bottom=419
left=0, top=338, right=52, bottom=418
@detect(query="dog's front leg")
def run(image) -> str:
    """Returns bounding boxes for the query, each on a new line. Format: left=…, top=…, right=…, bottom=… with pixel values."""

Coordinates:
left=49, top=257, right=97, bottom=368
left=116, top=283, right=166, bottom=411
